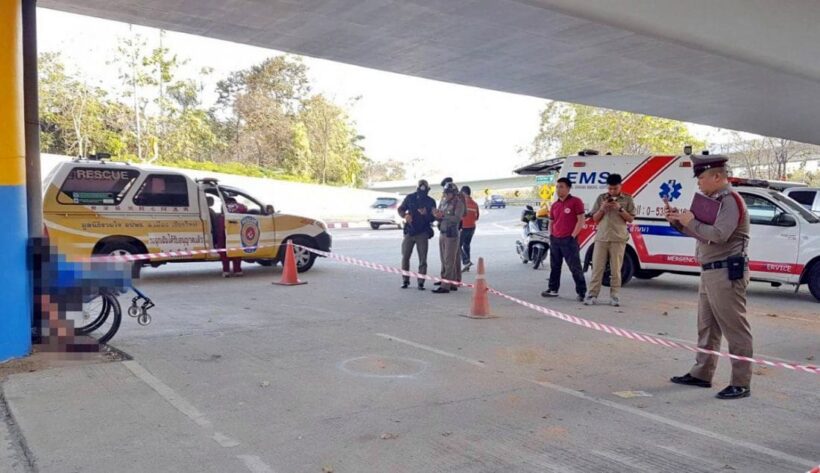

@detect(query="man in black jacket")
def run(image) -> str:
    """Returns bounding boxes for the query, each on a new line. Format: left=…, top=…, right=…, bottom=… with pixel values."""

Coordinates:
left=398, top=180, right=437, bottom=290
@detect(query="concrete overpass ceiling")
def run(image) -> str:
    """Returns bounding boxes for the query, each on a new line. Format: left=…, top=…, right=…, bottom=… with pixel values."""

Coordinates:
left=40, top=0, right=820, bottom=144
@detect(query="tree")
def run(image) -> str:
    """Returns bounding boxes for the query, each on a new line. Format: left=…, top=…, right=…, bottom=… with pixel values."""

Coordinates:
left=39, top=52, right=111, bottom=157
left=528, top=102, right=705, bottom=161
left=110, top=28, right=154, bottom=161
left=721, top=132, right=820, bottom=180
left=300, top=94, right=366, bottom=185
left=143, top=30, right=189, bottom=161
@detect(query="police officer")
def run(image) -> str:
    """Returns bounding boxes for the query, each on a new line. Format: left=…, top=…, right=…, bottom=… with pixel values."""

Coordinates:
left=398, top=180, right=437, bottom=290
left=433, top=183, right=465, bottom=294
left=666, top=155, right=753, bottom=400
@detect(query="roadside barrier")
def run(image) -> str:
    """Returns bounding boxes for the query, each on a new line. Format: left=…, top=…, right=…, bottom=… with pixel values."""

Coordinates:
left=91, top=245, right=820, bottom=376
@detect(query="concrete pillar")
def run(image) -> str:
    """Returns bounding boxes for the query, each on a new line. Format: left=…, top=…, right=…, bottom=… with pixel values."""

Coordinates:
left=0, top=0, right=32, bottom=362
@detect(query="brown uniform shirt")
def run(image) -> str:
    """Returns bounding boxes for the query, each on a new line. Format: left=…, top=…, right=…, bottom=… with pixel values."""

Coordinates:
left=671, top=185, right=750, bottom=265
left=438, top=196, right=466, bottom=235
left=591, top=192, right=636, bottom=242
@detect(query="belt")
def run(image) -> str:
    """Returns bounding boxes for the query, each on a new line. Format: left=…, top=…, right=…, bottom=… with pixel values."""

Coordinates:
left=701, top=259, right=748, bottom=270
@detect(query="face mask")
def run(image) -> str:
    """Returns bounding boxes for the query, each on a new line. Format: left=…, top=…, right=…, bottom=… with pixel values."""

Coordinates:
left=418, top=186, right=429, bottom=194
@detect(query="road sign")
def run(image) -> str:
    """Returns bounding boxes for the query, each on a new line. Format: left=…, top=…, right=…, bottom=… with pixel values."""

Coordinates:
left=535, top=175, right=555, bottom=185
left=538, top=184, right=552, bottom=200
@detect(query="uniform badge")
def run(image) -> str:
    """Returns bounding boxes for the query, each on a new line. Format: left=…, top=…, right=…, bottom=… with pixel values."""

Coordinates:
left=240, top=216, right=260, bottom=253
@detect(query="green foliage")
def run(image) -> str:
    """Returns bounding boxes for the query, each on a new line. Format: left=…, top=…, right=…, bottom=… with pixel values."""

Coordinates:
left=529, top=102, right=706, bottom=160
left=39, top=43, right=368, bottom=186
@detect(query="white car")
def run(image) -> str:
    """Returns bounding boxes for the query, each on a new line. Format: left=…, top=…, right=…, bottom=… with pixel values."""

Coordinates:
left=783, top=187, right=820, bottom=216
left=367, top=196, right=403, bottom=230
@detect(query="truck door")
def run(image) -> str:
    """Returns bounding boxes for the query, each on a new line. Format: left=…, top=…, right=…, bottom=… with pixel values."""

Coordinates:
left=740, top=192, right=800, bottom=280
left=219, top=188, right=277, bottom=259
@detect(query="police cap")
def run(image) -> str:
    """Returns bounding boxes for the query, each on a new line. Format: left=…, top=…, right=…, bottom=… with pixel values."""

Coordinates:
left=691, top=154, right=729, bottom=177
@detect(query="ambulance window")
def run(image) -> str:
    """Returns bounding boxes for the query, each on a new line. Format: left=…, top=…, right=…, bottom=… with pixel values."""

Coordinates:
left=742, top=194, right=785, bottom=226
left=133, top=174, right=190, bottom=207
left=57, top=167, right=139, bottom=205
left=787, top=191, right=815, bottom=209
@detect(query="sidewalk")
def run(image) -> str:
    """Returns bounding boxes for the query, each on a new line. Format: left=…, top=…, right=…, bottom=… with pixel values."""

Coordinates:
left=2, top=361, right=240, bottom=473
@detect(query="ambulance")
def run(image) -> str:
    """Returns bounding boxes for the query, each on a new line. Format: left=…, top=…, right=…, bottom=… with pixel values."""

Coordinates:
left=515, top=150, right=820, bottom=301
left=42, top=156, right=332, bottom=273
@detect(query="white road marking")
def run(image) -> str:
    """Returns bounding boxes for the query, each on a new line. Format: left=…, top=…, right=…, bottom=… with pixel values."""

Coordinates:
left=374, top=334, right=816, bottom=468
left=376, top=333, right=486, bottom=368
left=123, top=360, right=213, bottom=429
left=123, top=360, right=242, bottom=449
left=237, top=455, right=276, bottom=473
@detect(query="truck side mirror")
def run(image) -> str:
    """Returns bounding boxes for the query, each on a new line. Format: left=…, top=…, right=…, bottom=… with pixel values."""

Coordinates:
left=775, top=213, right=797, bottom=227
left=265, top=204, right=275, bottom=215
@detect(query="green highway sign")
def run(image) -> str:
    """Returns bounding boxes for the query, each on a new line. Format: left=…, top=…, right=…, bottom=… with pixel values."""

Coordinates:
left=535, top=174, right=555, bottom=184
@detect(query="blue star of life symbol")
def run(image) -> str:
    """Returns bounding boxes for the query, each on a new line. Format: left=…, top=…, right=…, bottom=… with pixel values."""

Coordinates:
left=659, top=180, right=683, bottom=202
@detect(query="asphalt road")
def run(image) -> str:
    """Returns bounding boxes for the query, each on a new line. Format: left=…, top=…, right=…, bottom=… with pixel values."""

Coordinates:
left=3, top=207, right=818, bottom=473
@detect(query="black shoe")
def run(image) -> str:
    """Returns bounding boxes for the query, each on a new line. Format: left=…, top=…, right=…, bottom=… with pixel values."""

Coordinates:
left=451, top=286, right=458, bottom=292
left=434, top=281, right=442, bottom=286
left=431, top=287, right=450, bottom=294
left=401, top=281, right=410, bottom=289
left=716, top=385, right=751, bottom=400
left=541, top=290, right=559, bottom=298
left=576, top=295, right=585, bottom=302
left=670, top=373, right=712, bottom=388
left=417, top=284, right=426, bottom=291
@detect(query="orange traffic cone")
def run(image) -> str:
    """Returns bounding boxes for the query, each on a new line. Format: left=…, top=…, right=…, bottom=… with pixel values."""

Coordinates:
left=273, top=241, right=307, bottom=286
left=461, top=257, right=496, bottom=319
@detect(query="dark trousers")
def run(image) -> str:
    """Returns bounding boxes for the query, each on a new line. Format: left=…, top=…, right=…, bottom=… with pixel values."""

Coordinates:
left=548, top=236, right=587, bottom=296
left=460, top=227, right=476, bottom=265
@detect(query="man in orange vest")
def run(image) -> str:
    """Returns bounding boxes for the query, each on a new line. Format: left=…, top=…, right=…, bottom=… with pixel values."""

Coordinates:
left=460, top=186, right=480, bottom=272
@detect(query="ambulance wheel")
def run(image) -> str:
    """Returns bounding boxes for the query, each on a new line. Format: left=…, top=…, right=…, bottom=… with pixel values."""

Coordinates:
left=602, top=252, right=635, bottom=287
left=634, top=270, right=663, bottom=280
left=807, top=263, right=820, bottom=302
left=370, top=222, right=380, bottom=230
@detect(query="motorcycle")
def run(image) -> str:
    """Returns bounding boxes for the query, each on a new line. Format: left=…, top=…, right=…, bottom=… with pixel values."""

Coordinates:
left=515, top=206, right=550, bottom=269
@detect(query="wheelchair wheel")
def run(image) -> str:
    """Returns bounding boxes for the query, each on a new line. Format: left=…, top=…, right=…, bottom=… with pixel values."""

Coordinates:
left=71, top=293, right=110, bottom=335
left=68, top=291, right=122, bottom=344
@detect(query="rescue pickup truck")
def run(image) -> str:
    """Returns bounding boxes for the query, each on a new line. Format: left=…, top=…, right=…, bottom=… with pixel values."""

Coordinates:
left=43, top=157, right=332, bottom=273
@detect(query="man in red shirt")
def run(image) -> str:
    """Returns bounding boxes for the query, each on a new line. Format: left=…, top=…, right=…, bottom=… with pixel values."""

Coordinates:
left=459, top=186, right=480, bottom=272
left=542, top=177, right=587, bottom=301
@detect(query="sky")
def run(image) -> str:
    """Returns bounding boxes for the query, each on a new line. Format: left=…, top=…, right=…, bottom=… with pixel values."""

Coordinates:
left=36, top=8, right=740, bottom=181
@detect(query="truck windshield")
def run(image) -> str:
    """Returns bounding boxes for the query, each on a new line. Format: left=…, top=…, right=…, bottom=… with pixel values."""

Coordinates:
left=769, top=191, right=819, bottom=223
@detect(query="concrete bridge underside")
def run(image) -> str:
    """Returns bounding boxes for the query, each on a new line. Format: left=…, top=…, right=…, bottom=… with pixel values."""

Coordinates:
left=41, top=0, right=820, bottom=145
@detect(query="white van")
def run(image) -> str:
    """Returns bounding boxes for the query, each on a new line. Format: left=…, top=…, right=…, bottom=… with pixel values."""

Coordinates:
left=515, top=152, right=820, bottom=301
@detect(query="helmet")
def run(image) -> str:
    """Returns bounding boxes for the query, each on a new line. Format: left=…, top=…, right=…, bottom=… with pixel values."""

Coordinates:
left=521, top=207, right=536, bottom=223
left=536, top=207, right=549, bottom=219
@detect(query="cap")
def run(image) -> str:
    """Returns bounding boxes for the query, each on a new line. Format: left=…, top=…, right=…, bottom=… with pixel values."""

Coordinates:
left=443, top=183, right=458, bottom=194
left=417, top=179, right=429, bottom=189
left=440, top=177, right=454, bottom=187
left=691, top=154, right=728, bottom=177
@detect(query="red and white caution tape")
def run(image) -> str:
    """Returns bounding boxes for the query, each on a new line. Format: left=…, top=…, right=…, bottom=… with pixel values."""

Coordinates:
left=90, top=244, right=272, bottom=263
left=300, top=246, right=820, bottom=376
left=305, top=247, right=472, bottom=289
left=87, top=243, right=819, bottom=376
left=807, top=465, right=819, bottom=473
